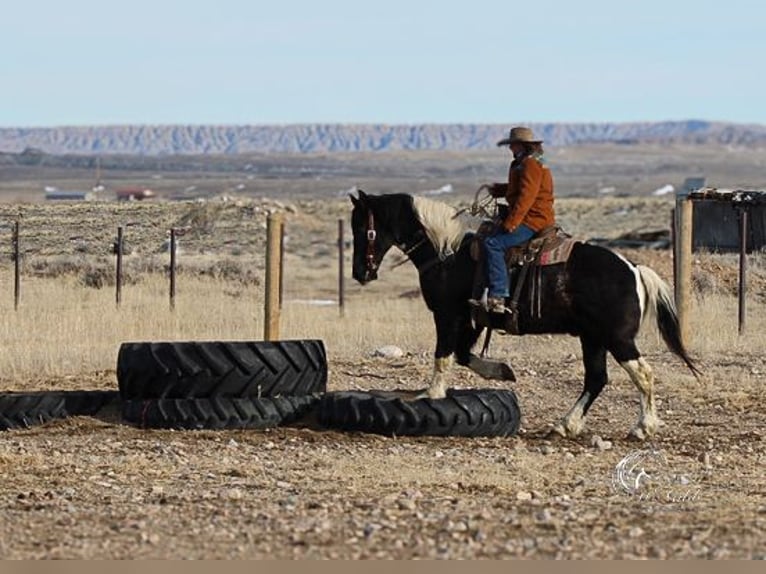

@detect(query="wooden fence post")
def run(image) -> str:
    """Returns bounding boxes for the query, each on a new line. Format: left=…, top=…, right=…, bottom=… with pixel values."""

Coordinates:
left=674, top=196, right=693, bottom=346
left=264, top=213, right=283, bottom=341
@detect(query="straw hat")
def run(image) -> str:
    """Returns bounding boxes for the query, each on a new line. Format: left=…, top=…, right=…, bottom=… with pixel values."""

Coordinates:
left=496, top=126, right=543, bottom=146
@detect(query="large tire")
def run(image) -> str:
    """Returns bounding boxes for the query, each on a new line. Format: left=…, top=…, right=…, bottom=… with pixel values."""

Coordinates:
left=317, top=388, right=522, bottom=437
left=117, top=340, right=327, bottom=400
left=60, top=390, right=121, bottom=416
left=0, top=393, right=68, bottom=430
left=0, top=390, right=121, bottom=431
left=121, top=394, right=320, bottom=430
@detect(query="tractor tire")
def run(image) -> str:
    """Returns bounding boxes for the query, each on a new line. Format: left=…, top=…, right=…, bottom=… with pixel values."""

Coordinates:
left=117, top=340, right=327, bottom=400
left=121, top=394, right=320, bottom=430
left=60, top=390, right=121, bottom=416
left=0, top=393, right=68, bottom=430
left=0, top=390, right=121, bottom=430
left=317, top=388, right=521, bottom=437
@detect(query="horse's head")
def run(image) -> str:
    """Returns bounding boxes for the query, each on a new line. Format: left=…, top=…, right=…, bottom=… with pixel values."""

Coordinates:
left=349, top=190, right=397, bottom=284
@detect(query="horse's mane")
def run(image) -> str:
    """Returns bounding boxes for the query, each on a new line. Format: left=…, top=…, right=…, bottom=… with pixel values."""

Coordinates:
left=411, top=196, right=469, bottom=257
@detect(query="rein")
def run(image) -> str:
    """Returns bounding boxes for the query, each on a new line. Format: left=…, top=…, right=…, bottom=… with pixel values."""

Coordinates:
left=389, top=236, right=429, bottom=270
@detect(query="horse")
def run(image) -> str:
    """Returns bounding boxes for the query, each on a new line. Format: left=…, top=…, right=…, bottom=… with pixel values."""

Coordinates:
left=349, top=190, right=701, bottom=440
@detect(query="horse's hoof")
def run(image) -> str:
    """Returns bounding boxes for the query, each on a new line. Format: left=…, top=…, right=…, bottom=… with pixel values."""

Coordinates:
left=549, top=420, right=584, bottom=439
left=546, top=427, right=565, bottom=440
left=628, top=418, right=662, bottom=441
left=547, top=424, right=570, bottom=439
left=468, top=356, right=515, bottom=381
left=499, top=362, right=516, bottom=382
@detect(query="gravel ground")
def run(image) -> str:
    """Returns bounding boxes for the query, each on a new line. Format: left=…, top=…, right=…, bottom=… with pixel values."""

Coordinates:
left=0, top=344, right=763, bottom=559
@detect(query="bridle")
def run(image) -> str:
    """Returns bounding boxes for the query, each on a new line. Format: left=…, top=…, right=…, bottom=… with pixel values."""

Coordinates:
left=364, top=208, right=441, bottom=275
left=365, top=210, right=378, bottom=275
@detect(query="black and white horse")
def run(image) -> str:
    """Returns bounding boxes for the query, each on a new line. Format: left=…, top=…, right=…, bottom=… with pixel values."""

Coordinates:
left=350, top=190, right=701, bottom=440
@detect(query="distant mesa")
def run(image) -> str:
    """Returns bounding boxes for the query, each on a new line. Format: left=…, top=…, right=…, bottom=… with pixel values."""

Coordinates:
left=2, top=120, right=766, bottom=156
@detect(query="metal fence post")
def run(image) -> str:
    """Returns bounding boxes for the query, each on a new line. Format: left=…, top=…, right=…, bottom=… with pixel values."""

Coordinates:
left=738, top=208, right=748, bottom=334
left=279, top=220, right=285, bottom=310
left=338, top=218, right=345, bottom=315
left=169, top=228, right=177, bottom=310
left=13, top=220, right=20, bottom=311
left=115, top=226, right=123, bottom=307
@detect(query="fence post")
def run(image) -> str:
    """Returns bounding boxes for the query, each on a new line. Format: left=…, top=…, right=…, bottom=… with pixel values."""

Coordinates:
left=279, top=219, right=285, bottom=310
left=169, top=228, right=177, bottom=310
left=338, top=218, right=345, bottom=315
left=264, top=212, right=283, bottom=341
left=670, top=207, right=676, bottom=295
left=115, top=226, right=123, bottom=307
left=737, top=208, right=748, bottom=334
left=12, top=220, right=20, bottom=310
left=674, top=195, right=693, bottom=346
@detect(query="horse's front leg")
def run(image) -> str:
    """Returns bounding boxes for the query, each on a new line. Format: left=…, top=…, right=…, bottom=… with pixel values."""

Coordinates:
left=424, top=312, right=460, bottom=399
left=427, top=355, right=452, bottom=399
left=425, top=310, right=516, bottom=400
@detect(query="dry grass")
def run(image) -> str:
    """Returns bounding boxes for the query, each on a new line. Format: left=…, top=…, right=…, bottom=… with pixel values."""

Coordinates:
left=0, top=191, right=763, bottom=392
left=0, top=268, right=438, bottom=385
left=0, top=260, right=763, bottom=390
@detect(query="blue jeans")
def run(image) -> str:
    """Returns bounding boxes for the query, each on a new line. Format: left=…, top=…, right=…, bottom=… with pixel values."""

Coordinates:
left=483, top=224, right=535, bottom=298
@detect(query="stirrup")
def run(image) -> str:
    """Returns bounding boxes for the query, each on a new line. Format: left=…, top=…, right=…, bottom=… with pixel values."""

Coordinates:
left=485, top=297, right=511, bottom=314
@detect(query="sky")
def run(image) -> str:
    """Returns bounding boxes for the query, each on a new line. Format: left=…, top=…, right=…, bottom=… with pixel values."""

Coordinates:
left=1, top=0, right=764, bottom=127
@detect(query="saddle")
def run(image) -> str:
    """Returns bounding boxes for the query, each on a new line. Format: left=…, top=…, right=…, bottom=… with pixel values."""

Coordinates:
left=503, top=225, right=574, bottom=267
left=470, top=224, right=576, bottom=335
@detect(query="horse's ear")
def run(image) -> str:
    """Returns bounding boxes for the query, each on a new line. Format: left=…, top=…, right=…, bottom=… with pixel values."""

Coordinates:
left=350, top=188, right=368, bottom=206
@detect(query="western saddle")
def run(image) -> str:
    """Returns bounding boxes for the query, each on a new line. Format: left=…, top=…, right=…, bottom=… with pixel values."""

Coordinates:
left=470, top=222, right=575, bottom=335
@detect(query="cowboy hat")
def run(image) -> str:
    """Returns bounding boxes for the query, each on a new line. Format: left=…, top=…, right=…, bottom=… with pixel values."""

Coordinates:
left=496, top=126, right=543, bottom=146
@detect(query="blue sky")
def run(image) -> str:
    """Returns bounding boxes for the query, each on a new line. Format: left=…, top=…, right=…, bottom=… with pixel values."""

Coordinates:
left=1, top=0, right=763, bottom=126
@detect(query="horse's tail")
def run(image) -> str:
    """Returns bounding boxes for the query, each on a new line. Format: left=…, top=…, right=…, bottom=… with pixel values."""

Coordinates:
left=637, top=264, right=702, bottom=378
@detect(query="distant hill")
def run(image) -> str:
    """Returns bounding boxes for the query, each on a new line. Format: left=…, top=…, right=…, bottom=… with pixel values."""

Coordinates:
left=1, top=121, right=766, bottom=155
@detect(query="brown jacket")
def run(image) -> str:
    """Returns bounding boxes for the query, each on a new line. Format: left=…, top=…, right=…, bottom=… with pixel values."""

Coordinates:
left=491, top=154, right=555, bottom=232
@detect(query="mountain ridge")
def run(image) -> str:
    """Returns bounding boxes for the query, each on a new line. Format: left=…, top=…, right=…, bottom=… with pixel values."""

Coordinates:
left=2, top=120, right=766, bottom=156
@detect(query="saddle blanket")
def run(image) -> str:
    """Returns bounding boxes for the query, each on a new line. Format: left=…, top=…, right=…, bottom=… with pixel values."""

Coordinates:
left=534, top=237, right=577, bottom=266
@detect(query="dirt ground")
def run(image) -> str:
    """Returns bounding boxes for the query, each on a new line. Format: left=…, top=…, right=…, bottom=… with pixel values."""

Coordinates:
left=0, top=174, right=764, bottom=558
left=0, top=346, right=763, bottom=559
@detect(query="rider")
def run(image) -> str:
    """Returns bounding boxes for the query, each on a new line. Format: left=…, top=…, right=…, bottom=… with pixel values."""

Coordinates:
left=474, top=126, right=556, bottom=314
